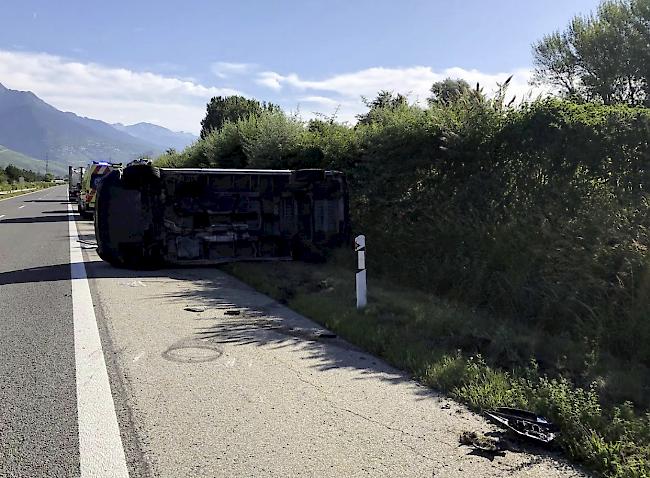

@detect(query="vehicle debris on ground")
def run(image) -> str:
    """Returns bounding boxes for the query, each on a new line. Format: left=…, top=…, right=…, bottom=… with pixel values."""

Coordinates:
left=484, top=407, right=559, bottom=444
left=184, top=306, right=206, bottom=313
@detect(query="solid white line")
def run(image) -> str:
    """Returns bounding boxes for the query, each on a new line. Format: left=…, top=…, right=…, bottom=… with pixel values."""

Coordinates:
left=68, top=203, right=130, bottom=478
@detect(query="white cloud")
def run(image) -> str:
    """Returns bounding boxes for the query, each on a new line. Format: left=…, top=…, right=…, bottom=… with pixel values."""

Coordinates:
left=212, top=62, right=256, bottom=79
left=299, top=96, right=341, bottom=106
left=256, top=71, right=284, bottom=90
left=259, top=66, right=550, bottom=123
left=0, top=50, right=243, bottom=134
left=0, top=48, right=551, bottom=134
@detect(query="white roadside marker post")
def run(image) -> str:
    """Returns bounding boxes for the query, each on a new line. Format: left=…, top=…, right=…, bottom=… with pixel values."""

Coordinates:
left=355, top=234, right=367, bottom=309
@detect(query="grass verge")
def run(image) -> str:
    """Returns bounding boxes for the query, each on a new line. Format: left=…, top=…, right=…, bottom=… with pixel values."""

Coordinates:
left=222, top=251, right=650, bottom=478
left=0, top=182, right=56, bottom=200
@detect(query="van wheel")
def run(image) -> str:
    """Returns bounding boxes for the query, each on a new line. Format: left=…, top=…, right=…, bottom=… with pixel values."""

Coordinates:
left=121, top=164, right=161, bottom=189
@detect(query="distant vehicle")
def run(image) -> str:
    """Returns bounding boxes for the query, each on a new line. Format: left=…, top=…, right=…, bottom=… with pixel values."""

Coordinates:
left=78, top=161, right=122, bottom=219
left=68, top=166, right=85, bottom=201
left=94, top=163, right=350, bottom=268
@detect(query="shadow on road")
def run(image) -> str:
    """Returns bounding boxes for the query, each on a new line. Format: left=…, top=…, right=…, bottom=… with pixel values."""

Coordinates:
left=1, top=245, right=426, bottom=392
left=148, top=269, right=436, bottom=392
left=0, top=215, right=73, bottom=224
left=23, top=199, right=70, bottom=204
left=0, top=260, right=148, bottom=285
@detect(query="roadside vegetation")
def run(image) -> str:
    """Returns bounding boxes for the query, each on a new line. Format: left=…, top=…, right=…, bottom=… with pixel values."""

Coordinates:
left=155, top=1, right=650, bottom=475
left=0, top=164, right=54, bottom=198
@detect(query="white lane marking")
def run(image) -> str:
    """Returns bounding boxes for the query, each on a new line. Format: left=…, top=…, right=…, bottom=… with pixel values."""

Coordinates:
left=68, top=203, right=130, bottom=477
left=0, top=215, right=4, bottom=219
left=18, top=205, right=25, bottom=209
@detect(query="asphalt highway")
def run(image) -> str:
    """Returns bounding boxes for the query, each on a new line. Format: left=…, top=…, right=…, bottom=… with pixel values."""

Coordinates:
left=0, top=186, right=79, bottom=477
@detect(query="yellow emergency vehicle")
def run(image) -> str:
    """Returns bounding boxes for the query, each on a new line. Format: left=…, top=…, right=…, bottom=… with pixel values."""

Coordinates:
left=77, top=161, right=122, bottom=219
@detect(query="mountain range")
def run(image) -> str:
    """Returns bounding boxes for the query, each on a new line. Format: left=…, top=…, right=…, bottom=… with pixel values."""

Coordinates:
left=0, top=82, right=197, bottom=174
left=112, top=122, right=196, bottom=152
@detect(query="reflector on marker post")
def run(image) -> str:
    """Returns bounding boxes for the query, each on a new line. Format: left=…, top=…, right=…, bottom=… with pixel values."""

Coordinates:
left=355, top=235, right=367, bottom=309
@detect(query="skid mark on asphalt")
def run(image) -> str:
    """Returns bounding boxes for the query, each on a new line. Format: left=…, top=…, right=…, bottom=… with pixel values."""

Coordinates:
left=68, top=203, right=129, bottom=478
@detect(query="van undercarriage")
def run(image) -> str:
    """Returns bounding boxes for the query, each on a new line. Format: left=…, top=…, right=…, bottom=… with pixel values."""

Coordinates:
left=94, top=165, right=350, bottom=269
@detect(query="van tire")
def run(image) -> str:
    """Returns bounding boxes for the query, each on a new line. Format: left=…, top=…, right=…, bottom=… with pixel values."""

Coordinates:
left=121, top=164, right=161, bottom=189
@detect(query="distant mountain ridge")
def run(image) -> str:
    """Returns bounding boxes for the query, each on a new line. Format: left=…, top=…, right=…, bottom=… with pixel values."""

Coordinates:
left=0, top=83, right=194, bottom=170
left=113, top=122, right=196, bottom=151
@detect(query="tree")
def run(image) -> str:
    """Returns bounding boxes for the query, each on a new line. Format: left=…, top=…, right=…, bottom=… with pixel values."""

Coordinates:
left=5, top=164, right=21, bottom=181
left=428, top=78, right=472, bottom=106
left=356, top=90, right=408, bottom=125
left=3, top=164, right=45, bottom=182
left=199, top=96, right=278, bottom=139
left=532, top=0, right=650, bottom=106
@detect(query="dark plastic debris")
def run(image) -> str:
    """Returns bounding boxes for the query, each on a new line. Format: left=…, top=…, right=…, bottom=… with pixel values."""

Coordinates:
left=484, top=407, right=558, bottom=444
left=224, top=310, right=241, bottom=316
left=286, top=327, right=336, bottom=339
left=459, top=431, right=511, bottom=461
left=184, top=306, right=206, bottom=313
left=459, top=431, right=499, bottom=452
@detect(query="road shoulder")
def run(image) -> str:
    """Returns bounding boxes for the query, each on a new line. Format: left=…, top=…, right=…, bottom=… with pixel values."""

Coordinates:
left=76, top=218, right=585, bottom=478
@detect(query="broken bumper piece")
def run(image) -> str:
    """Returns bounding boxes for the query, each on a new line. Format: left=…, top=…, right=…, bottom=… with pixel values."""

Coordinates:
left=484, top=407, right=559, bottom=444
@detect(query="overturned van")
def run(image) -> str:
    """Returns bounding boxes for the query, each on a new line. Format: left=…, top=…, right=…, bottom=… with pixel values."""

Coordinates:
left=94, top=164, right=350, bottom=269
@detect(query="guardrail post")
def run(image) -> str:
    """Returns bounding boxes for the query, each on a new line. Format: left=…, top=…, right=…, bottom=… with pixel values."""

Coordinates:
left=355, top=235, right=367, bottom=309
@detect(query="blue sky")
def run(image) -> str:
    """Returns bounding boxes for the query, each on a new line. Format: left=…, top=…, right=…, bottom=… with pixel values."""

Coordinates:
left=0, top=0, right=601, bottom=133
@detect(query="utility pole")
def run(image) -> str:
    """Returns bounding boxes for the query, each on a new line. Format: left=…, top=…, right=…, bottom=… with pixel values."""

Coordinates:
left=45, top=152, right=49, bottom=176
